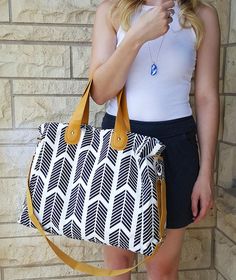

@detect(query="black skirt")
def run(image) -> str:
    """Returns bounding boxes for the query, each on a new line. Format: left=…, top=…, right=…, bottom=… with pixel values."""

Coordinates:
left=101, top=112, right=200, bottom=229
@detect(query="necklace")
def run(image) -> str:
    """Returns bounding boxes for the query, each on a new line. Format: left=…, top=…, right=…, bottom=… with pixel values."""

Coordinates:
left=147, top=34, right=166, bottom=76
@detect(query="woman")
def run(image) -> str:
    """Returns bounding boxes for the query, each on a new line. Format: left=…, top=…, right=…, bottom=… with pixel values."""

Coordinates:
left=89, top=0, right=220, bottom=279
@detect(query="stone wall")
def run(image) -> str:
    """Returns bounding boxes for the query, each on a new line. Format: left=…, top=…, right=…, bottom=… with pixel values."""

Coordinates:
left=214, top=0, right=236, bottom=279
left=0, top=0, right=234, bottom=280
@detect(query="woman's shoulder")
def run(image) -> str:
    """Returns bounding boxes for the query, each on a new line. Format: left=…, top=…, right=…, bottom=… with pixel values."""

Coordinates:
left=195, top=1, right=219, bottom=27
left=95, top=0, right=120, bottom=33
left=196, top=1, right=220, bottom=46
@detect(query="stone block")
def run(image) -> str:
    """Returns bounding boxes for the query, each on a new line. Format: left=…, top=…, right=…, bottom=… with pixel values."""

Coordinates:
left=0, top=223, right=44, bottom=238
left=229, top=0, right=236, bottom=43
left=0, top=0, right=9, bottom=21
left=82, top=242, right=104, bottom=262
left=0, top=146, right=35, bottom=177
left=0, top=178, right=29, bottom=223
left=14, top=95, right=104, bottom=128
left=217, top=187, right=236, bottom=243
left=0, top=235, right=86, bottom=267
left=217, top=143, right=236, bottom=188
left=0, top=129, right=39, bottom=144
left=3, top=264, right=78, bottom=280
left=14, top=96, right=80, bottom=128
left=224, top=46, right=236, bottom=93
left=210, top=0, right=230, bottom=44
left=72, top=46, right=91, bottom=78
left=11, top=0, right=97, bottom=24
left=223, top=96, right=236, bottom=144
left=0, top=44, right=70, bottom=78
left=215, top=229, right=236, bottom=280
left=13, top=79, right=88, bottom=95
left=179, top=229, right=212, bottom=270
left=179, top=270, right=217, bottom=279
left=0, top=79, right=12, bottom=128
left=0, top=25, right=92, bottom=42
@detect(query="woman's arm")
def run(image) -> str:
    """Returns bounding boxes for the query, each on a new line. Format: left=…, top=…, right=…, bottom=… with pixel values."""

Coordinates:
left=89, top=0, right=175, bottom=105
left=88, top=0, right=143, bottom=105
left=191, top=3, right=221, bottom=224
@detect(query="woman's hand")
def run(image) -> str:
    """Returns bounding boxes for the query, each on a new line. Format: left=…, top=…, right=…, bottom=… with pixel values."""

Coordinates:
left=129, top=0, right=175, bottom=45
left=191, top=173, right=214, bottom=224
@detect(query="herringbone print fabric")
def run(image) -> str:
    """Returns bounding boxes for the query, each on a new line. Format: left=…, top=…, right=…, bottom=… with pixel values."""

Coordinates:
left=18, top=122, right=166, bottom=256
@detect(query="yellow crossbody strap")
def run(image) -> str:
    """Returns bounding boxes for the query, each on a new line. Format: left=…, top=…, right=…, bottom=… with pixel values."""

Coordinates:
left=26, top=154, right=167, bottom=277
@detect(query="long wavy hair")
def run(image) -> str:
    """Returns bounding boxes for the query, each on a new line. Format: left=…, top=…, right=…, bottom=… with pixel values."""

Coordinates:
left=109, top=0, right=213, bottom=50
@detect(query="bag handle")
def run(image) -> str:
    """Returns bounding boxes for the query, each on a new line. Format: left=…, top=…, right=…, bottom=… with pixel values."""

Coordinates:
left=25, top=154, right=167, bottom=277
left=64, top=77, right=131, bottom=150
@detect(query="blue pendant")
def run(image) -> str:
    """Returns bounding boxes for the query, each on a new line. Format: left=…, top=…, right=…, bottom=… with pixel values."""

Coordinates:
left=151, top=63, right=158, bottom=76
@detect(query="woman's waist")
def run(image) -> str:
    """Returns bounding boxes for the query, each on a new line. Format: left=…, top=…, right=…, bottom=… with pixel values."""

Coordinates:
left=106, top=97, right=192, bottom=122
left=102, top=112, right=197, bottom=138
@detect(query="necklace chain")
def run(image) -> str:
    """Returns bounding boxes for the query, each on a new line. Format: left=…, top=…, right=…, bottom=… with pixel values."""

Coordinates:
left=145, top=1, right=177, bottom=76
left=147, top=34, right=166, bottom=76
left=147, top=35, right=166, bottom=64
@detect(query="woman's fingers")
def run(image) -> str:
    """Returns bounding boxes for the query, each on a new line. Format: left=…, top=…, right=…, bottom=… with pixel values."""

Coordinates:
left=192, top=195, right=212, bottom=224
left=193, top=200, right=208, bottom=224
left=164, top=8, right=175, bottom=18
left=191, top=192, right=199, bottom=218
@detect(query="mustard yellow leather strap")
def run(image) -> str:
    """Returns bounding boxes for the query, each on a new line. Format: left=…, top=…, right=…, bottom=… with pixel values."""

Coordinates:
left=64, top=77, right=131, bottom=148
left=110, top=84, right=129, bottom=150
left=25, top=154, right=167, bottom=277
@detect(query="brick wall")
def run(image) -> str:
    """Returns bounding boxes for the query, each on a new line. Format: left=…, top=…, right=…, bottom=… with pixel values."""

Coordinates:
left=0, top=0, right=234, bottom=279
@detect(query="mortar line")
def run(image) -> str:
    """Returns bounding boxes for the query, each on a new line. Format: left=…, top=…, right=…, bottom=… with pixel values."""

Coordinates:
left=1, top=260, right=103, bottom=269
left=0, top=127, right=47, bottom=131
left=215, top=42, right=228, bottom=199
left=227, top=0, right=231, bottom=43
left=70, top=46, right=73, bottom=78
left=0, top=143, right=38, bottom=146
left=0, top=40, right=92, bottom=46
left=0, top=77, right=87, bottom=81
left=222, top=93, right=236, bottom=96
left=9, top=79, right=15, bottom=129
left=212, top=223, right=217, bottom=271
left=12, top=94, right=81, bottom=97
left=1, top=22, right=93, bottom=27
left=210, top=227, right=215, bottom=269
left=219, top=139, right=236, bottom=146
left=216, top=225, right=236, bottom=244
left=217, top=184, right=236, bottom=199
left=0, top=177, right=27, bottom=180
left=215, top=269, right=228, bottom=280
left=8, top=0, right=12, bottom=22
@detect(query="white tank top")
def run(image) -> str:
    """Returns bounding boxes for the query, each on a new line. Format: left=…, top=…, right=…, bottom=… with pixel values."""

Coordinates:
left=105, top=0, right=197, bottom=121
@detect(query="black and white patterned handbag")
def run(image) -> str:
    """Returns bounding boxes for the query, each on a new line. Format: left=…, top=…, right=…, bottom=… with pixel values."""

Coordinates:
left=17, top=77, right=167, bottom=277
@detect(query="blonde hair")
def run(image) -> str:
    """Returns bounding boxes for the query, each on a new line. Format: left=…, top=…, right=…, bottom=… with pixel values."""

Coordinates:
left=109, top=0, right=213, bottom=50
